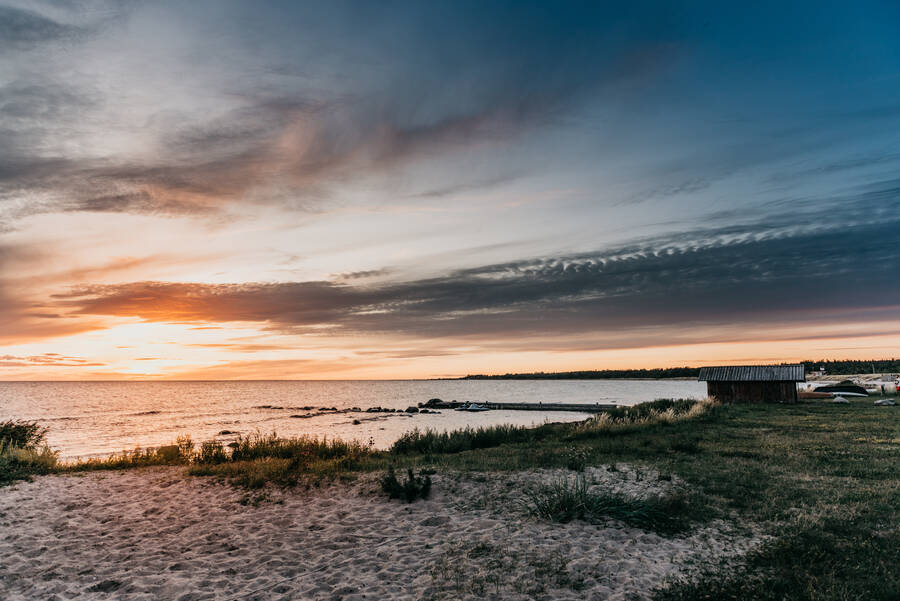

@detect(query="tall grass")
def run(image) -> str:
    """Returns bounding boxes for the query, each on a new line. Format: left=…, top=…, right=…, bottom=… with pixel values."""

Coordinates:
left=187, top=432, right=376, bottom=488
left=0, top=420, right=59, bottom=485
left=391, top=399, right=714, bottom=455
left=573, top=397, right=717, bottom=437
left=228, top=431, right=372, bottom=463
left=391, top=423, right=540, bottom=454
left=68, top=435, right=197, bottom=471
left=524, top=473, right=697, bottom=535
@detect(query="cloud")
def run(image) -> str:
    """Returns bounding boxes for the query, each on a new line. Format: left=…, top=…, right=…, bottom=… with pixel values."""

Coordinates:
left=0, top=5, right=77, bottom=49
left=0, top=353, right=104, bottom=367
left=187, top=343, right=298, bottom=353
left=0, top=1, right=678, bottom=222
left=404, top=174, right=522, bottom=199
left=162, top=358, right=377, bottom=380
left=51, top=210, right=900, bottom=349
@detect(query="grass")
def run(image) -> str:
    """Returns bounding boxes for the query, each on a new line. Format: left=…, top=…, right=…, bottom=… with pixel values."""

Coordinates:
left=391, top=397, right=712, bottom=455
left=187, top=432, right=376, bottom=488
left=524, top=473, right=697, bottom=535
left=2, top=397, right=898, bottom=599
left=0, top=420, right=58, bottom=486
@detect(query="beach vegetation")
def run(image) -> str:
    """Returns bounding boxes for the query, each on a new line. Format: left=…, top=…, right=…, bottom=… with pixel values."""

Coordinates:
left=390, top=423, right=539, bottom=455
left=379, top=466, right=432, bottom=502
left=4, top=397, right=898, bottom=599
left=0, top=420, right=48, bottom=448
left=524, top=473, right=697, bottom=535
left=196, top=440, right=228, bottom=464
left=0, top=420, right=58, bottom=485
left=187, top=432, right=375, bottom=487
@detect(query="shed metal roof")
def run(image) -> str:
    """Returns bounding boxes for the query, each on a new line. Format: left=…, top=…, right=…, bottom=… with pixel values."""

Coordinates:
left=698, top=364, right=805, bottom=382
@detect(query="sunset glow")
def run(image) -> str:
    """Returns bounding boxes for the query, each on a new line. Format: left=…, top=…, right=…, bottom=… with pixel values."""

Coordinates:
left=3, top=1, right=900, bottom=380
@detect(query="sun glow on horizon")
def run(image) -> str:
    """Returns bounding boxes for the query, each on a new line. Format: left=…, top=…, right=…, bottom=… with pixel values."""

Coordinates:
left=3, top=2, right=900, bottom=382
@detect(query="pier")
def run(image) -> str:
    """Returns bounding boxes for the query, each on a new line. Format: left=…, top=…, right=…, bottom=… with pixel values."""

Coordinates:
left=420, top=399, right=618, bottom=412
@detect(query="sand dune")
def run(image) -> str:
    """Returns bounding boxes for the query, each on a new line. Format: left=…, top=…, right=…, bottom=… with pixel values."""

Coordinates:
left=0, top=466, right=761, bottom=600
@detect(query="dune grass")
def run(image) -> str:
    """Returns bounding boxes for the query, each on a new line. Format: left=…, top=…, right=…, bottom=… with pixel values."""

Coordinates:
left=390, top=398, right=713, bottom=455
left=187, top=432, right=376, bottom=488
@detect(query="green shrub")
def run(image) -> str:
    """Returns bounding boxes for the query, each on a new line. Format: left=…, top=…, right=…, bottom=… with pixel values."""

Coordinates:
left=0, top=420, right=48, bottom=448
left=564, top=445, right=590, bottom=471
left=0, top=420, right=58, bottom=486
left=379, top=466, right=432, bottom=502
left=196, top=440, right=228, bottom=464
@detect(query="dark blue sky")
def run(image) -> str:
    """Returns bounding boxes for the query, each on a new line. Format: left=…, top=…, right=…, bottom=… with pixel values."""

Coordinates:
left=1, top=1, right=900, bottom=377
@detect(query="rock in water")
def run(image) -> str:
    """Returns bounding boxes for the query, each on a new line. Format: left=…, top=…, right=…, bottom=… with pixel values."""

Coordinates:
left=405, top=406, right=420, bottom=413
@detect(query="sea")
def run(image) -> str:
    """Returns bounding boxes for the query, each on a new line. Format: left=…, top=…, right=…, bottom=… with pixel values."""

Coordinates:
left=0, top=380, right=707, bottom=460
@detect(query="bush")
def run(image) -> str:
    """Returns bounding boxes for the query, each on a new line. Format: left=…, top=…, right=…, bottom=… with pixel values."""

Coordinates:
left=0, top=420, right=58, bottom=486
left=0, top=421, right=48, bottom=448
left=196, top=440, right=228, bottom=464
left=565, top=445, right=590, bottom=471
left=379, top=466, right=432, bottom=503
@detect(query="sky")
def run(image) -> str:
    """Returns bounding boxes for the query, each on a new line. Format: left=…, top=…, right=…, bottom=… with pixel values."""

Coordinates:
left=2, top=0, right=900, bottom=380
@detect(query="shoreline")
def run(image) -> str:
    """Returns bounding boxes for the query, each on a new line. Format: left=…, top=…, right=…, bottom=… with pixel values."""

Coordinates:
left=2, top=398, right=897, bottom=600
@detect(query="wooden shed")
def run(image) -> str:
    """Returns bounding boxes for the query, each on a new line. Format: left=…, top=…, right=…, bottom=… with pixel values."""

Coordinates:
left=698, top=364, right=805, bottom=403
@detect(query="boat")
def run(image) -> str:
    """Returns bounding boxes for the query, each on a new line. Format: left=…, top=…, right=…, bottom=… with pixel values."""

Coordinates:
left=813, top=380, right=869, bottom=397
left=454, top=402, right=491, bottom=412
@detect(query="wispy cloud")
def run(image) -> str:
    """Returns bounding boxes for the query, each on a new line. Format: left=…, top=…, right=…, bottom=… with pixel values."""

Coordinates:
left=0, top=1, right=677, bottom=223
left=0, top=353, right=104, bottom=367
left=0, top=5, right=78, bottom=50
left=51, top=209, right=900, bottom=349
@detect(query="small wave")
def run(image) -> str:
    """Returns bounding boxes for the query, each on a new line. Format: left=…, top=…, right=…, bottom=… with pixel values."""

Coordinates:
left=252, top=405, right=285, bottom=410
left=132, top=410, right=162, bottom=416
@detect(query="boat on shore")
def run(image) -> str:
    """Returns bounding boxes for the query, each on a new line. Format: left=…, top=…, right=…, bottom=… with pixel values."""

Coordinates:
left=813, top=381, right=869, bottom=397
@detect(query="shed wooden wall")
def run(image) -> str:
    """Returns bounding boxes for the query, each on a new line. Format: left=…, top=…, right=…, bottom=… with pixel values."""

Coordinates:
left=706, top=381, right=798, bottom=403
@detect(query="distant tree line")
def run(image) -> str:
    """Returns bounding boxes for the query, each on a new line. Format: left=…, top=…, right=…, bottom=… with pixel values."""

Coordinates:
left=803, top=358, right=900, bottom=375
left=460, top=359, right=900, bottom=380
left=461, top=367, right=701, bottom=380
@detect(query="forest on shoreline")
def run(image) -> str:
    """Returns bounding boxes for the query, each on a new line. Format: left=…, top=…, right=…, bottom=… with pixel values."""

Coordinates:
left=460, top=359, right=900, bottom=380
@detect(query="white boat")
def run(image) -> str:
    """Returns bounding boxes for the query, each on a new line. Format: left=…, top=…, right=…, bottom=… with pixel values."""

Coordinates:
left=455, top=402, right=491, bottom=412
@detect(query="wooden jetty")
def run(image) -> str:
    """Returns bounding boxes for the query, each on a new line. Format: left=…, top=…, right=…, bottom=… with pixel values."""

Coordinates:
left=421, top=399, right=618, bottom=412
left=482, top=401, right=618, bottom=412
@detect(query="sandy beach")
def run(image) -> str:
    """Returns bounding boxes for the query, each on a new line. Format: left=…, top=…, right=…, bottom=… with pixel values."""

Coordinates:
left=0, top=465, right=762, bottom=601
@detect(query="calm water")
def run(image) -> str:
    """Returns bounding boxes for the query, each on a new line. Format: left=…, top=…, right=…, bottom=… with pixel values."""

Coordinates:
left=0, top=380, right=706, bottom=459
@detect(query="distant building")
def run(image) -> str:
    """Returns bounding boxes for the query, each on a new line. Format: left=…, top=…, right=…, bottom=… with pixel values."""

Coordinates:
left=698, top=364, right=805, bottom=403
